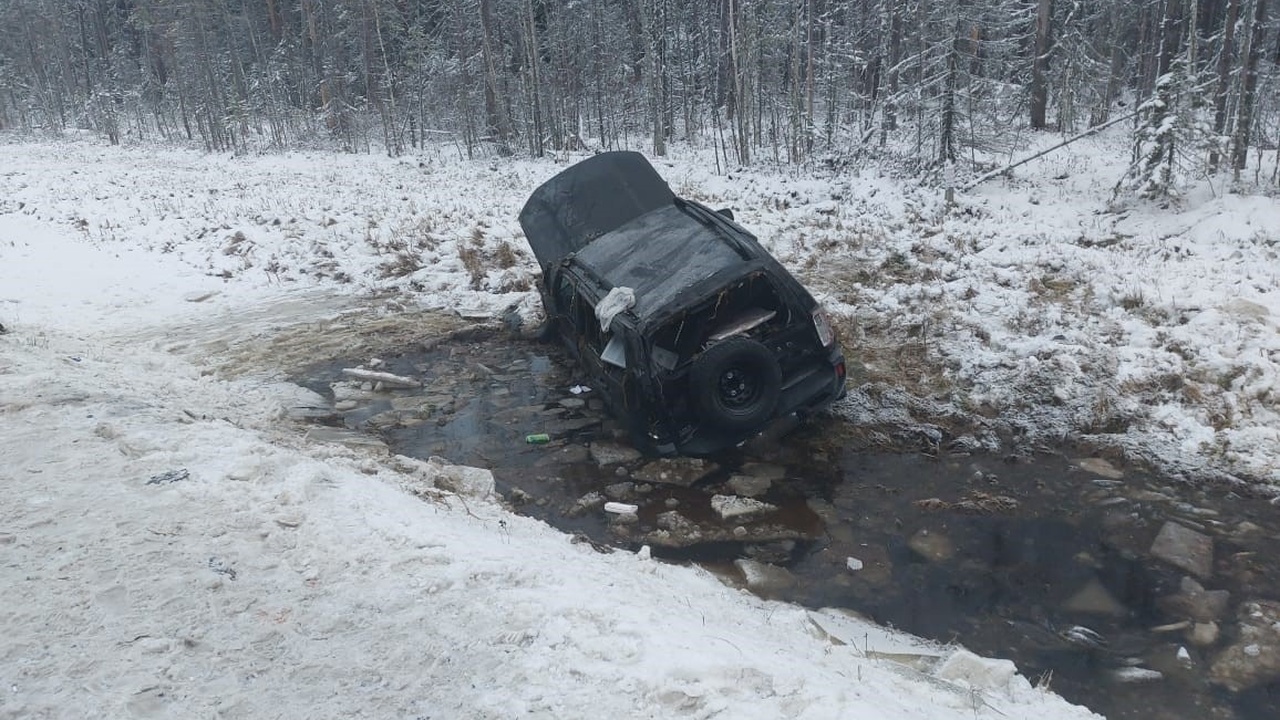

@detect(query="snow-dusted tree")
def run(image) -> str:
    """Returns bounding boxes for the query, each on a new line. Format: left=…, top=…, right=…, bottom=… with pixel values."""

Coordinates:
left=1116, top=0, right=1190, bottom=199
left=1029, top=0, right=1054, bottom=130
left=1230, top=0, right=1268, bottom=177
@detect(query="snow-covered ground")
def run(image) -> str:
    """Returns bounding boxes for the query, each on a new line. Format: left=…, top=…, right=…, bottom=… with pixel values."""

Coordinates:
left=1, top=132, right=1277, bottom=718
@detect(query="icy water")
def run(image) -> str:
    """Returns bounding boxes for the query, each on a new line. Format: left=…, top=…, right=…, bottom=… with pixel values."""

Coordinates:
left=293, top=330, right=1280, bottom=720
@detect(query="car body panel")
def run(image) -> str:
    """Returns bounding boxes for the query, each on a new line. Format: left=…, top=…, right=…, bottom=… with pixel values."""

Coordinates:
left=518, top=151, right=674, bottom=272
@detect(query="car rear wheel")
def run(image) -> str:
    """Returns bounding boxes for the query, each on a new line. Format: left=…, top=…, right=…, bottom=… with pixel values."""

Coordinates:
left=689, top=337, right=781, bottom=432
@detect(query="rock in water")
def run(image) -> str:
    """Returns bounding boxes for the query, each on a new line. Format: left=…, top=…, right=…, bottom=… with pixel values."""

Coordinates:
left=1210, top=600, right=1280, bottom=692
left=907, top=529, right=954, bottom=562
left=632, top=457, right=716, bottom=487
left=1149, top=521, right=1214, bottom=579
left=1062, top=577, right=1126, bottom=616
left=710, top=494, right=777, bottom=522
left=734, top=559, right=795, bottom=597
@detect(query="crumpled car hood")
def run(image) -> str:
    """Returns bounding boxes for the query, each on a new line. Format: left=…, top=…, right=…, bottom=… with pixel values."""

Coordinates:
left=518, top=151, right=674, bottom=271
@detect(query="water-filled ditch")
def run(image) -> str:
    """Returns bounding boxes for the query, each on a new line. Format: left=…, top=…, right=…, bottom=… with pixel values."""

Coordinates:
left=291, top=328, right=1280, bottom=720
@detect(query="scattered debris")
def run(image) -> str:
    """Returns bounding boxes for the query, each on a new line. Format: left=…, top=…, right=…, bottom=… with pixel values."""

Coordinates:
left=146, top=468, right=190, bottom=485
left=1209, top=599, right=1280, bottom=692
left=1059, top=625, right=1107, bottom=649
left=340, top=367, right=422, bottom=388
left=632, top=457, right=717, bottom=488
left=913, top=491, right=1018, bottom=514
left=207, top=557, right=237, bottom=581
left=1109, top=666, right=1163, bottom=683
left=182, top=290, right=219, bottom=303
left=569, top=533, right=614, bottom=554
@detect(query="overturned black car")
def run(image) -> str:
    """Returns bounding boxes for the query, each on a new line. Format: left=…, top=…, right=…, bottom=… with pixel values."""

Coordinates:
left=518, top=152, right=846, bottom=456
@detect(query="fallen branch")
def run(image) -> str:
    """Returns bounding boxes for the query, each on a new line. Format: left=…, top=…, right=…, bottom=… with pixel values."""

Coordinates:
left=960, top=110, right=1140, bottom=192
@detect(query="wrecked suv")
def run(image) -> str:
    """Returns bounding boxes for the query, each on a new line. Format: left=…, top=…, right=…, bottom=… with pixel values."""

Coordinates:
left=519, top=151, right=846, bottom=456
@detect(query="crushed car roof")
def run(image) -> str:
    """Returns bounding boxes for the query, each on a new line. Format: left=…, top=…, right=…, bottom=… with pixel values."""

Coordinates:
left=518, top=151, right=675, bottom=271
left=573, top=204, right=757, bottom=323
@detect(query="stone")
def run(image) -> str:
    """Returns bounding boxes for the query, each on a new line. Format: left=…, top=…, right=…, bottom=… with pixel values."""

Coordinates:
left=1209, top=600, right=1280, bottom=692
left=425, top=456, right=495, bottom=499
left=1189, top=622, right=1220, bottom=647
left=609, top=511, right=639, bottom=526
left=907, top=529, right=954, bottom=562
left=935, top=649, right=1017, bottom=690
left=1073, top=457, right=1124, bottom=480
left=709, top=494, right=778, bottom=522
left=1149, top=521, right=1214, bottom=579
left=639, top=513, right=812, bottom=549
left=566, top=492, right=605, bottom=518
left=734, top=559, right=795, bottom=597
left=632, top=457, right=717, bottom=487
left=304, top=427, right=388, bottom=453
left=604, top=482, right=636, bottom=501
left=1062, top=577, right=1126, bottom=616
left=533, top=444, right=591, bottom=467
left=739, top=463, right=786, bottom=481
left=744, top=541, right=796, bottom=565
left=541, top=416, right=602, bottom=434
left=1157, top=577, right=1231, bottom=622
left=285, top=405, right=339, bottom=421
left=366, top=410, right=403, bottom=430
left=390, top=395, right=435, bottom=412
left=726, top=474, right=773, bottom=498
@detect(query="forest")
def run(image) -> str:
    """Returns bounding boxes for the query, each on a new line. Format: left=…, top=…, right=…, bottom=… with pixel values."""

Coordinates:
left=0, top=1, right=1277, bottom=195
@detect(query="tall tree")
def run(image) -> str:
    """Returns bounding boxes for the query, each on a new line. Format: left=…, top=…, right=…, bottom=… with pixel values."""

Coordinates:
left=1231, top=0, right=1268, bottom=176
left=1030, top=0, right=1054, bottom=130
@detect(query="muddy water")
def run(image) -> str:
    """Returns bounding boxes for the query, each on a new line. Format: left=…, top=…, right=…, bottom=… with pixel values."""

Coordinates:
left=294, top=331, right=1280, bottom=720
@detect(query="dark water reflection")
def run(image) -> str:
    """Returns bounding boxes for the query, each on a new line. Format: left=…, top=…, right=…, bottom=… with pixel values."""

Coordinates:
left=295, top=336, right=1280, bottom=720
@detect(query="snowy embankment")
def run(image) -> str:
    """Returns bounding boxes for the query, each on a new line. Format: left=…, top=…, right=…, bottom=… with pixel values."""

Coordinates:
left=0, top=143, right=1100, bottom=718
left=5, top=137, right=1278, bottom=492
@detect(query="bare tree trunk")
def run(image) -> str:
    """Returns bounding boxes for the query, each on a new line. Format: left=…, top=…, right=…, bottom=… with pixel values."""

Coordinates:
left=479, top=0, right=512, bottom=153
left=880, top=0, right=903, bottom=143
left=1030, top=0, right=1054, bottom=130
left=1210, top=0, right=1242, bottom=170
left=636, top=0, right=665, bottom=156
left=1232, top=0, right=1267, bottom=175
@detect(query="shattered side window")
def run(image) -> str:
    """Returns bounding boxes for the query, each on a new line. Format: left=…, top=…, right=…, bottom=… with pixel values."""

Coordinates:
left=652, top=273, right=786, bottom=368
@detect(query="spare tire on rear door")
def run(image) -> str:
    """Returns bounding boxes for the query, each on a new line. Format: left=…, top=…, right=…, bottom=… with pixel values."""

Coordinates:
left=688, top=336, right=782, bottom=432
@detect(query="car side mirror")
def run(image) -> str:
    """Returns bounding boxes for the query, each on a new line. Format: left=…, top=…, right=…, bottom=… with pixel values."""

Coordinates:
left=716, top=208, right=735, bottom=221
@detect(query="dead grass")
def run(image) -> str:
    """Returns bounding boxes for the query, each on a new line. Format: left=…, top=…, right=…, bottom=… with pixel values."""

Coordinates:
left=458, top=228, right=487, bottom=289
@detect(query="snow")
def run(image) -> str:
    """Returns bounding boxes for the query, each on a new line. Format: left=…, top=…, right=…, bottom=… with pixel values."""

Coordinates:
left=1, top=130, right=1277, bottom=718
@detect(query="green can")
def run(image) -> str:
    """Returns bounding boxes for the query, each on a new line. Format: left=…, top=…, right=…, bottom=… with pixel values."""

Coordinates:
left=525, top=433, right=551, bottom=444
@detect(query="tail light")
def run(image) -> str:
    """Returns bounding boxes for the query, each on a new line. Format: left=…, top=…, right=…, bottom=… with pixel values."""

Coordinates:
left=812, top=306, right=836, bottom=347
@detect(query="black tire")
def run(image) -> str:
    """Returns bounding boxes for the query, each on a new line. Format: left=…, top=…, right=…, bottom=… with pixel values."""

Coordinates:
left=688, top=337, right=782, bottom=432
